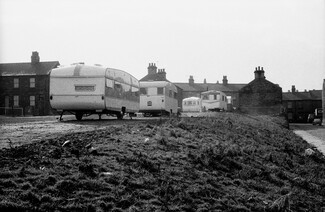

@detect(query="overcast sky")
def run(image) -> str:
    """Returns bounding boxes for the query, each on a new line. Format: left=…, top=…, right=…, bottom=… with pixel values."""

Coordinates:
left=1, top=0, right=324, bottom=92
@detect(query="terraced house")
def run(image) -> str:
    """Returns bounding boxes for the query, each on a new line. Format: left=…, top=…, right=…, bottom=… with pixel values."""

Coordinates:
left=282, top=85, right=322, bottom=123
left=0, top=52, right=60, bottom=116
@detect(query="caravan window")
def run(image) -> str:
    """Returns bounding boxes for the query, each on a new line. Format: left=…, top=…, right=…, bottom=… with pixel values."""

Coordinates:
left=122, top=83, right=131, bottom=92
left=106, top=79, right=114, bottom=88
left=114, top=81, right=122, bottom=90
left=140, top=88, right=147, bottom=95
left=157, top=87, right=164, bottom=95
left=132, top=86, right=139, bottom=96
left=169, top=90, right=173, bottom=97
left=75, top=85, right=95, bottom=92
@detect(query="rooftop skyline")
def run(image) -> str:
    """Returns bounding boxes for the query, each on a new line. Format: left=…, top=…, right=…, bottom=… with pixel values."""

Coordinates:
left=1, top=0, right=324, bottom=91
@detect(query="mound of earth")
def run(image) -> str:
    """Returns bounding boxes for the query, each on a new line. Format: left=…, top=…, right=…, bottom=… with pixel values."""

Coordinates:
left=0, top=113, right=324, bottom=211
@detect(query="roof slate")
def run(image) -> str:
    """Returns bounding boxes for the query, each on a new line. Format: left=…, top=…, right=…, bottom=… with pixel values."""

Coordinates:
left=282, top=90, right=322, bottom=101
left=0, top=61, right=60, bottom=76
left=174, top=82, right=246, bottom=92
left=140, top=73, right=169, bottom=82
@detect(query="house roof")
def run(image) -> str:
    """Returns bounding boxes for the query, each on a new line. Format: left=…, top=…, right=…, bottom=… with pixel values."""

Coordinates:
left=174, top=82, right=247, bottom=92
left=140, top=73, right=170, bottom=82
left=0, top=61, right=60, bottom=76
left=282, top=90, right=322, bottom=101
left=239, top=78, right=282, bottom=92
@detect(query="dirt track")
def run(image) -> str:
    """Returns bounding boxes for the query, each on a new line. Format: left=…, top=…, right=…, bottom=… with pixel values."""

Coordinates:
left=0, top=115, right=157, bottom=149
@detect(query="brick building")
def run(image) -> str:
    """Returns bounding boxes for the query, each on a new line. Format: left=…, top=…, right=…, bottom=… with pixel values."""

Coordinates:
left=0, top=52, right=60, bottom=116
left=238, top=66, right=282, bottom=114
left=282, top=85, right=322, bottom=123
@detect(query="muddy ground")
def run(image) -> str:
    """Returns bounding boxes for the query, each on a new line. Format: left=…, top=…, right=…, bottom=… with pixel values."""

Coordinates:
left=0, top=113, right=325, bottom=211
left=0, top=115, right=147, bottom=149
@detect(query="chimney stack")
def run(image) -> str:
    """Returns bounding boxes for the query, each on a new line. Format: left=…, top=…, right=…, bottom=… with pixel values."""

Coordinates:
left=291, top=85, right=296, bottom=93
left=222, top=76, right=228, bottom=85
left=189, top=75, right=194, bottom=85
left=254, top=66, right=265, bottom=79
left=147, top=63, right=157, bottom=75
left=204, top=78, right=207, bottom=84
left=157, top=68, right=167, bottom=80
left=31, top=51, right=40, bottom=64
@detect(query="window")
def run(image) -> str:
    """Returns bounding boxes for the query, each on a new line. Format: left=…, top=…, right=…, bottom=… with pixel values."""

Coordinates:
left=14, top=78, right=19, bottom=88
left=202, top=95, right=208, bottom=100
left=227, top=96, right=232, bottom=104
left=287, top=102, right=292, bottom=109
left=106, top=79, right=114, bottom=88
left=131, top=86, right=139, bottom=96
left=30, top=78, right=35, bottom=88
left=30, top=96, right=35, bottom=106
left=147, top=101, right=152, bottom=106
left=5, top=96, right=9, bottom=107
left=14, top=96, right=19, bottom=107
left=114, top=82, right=122, bottom=90
left=75, top=85, right=95, bottom=91
left=140, top=88, right=147, bottom=95
left=157, top=87, right=164, bottom=95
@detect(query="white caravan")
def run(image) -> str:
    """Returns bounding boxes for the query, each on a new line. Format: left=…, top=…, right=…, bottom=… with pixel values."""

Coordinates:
left=50, top=64, right=139, bottom=120
left=139, top=81, right=178, bottom=116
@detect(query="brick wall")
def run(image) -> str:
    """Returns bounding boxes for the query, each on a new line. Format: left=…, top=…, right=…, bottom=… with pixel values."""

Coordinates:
left=0, top=75, right=51, bottom=115
left=239, top=78, right=282, bottom=114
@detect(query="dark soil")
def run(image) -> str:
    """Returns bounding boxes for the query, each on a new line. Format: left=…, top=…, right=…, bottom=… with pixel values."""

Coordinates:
left=0, top=113, right=324, bottom=211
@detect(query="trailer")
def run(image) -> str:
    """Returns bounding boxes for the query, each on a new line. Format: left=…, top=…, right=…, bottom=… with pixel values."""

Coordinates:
left=50, top=64, right=140, bottom=120
left=201, top=90, right=228, bottom=112
left=139, top=81, right=178, bottom=116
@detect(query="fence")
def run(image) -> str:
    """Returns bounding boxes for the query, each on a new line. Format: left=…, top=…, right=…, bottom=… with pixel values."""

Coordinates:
left=0, top=107, right=24, bottom=116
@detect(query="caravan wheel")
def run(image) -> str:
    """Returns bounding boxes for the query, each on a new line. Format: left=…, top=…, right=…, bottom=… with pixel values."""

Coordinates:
left=75, top=112, right=83, bottom=121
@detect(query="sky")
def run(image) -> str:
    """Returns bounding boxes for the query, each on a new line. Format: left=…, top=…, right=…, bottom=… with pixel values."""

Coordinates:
left=0, top=0, right=324, bottom=92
